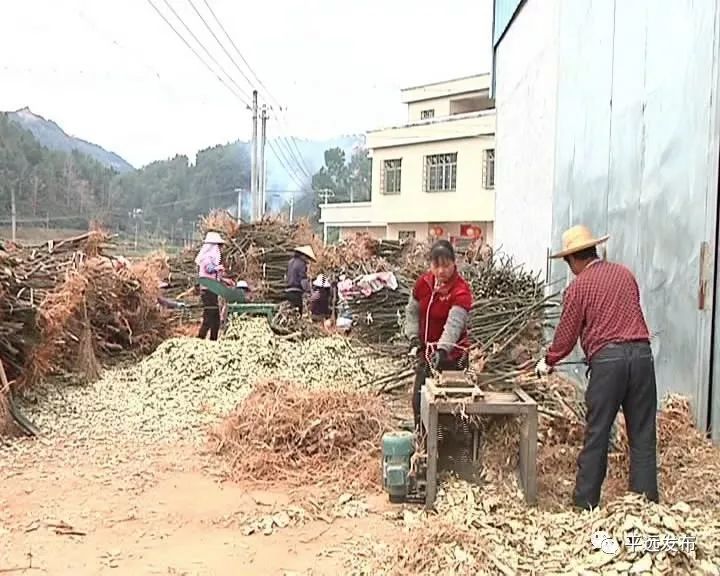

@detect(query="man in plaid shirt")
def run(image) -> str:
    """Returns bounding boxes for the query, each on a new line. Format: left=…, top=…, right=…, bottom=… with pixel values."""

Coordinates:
left=535, top=225, right=658, bottom=510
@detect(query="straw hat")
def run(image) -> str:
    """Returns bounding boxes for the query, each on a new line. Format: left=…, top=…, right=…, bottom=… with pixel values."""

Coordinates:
left=313, top=274, right=330, bottom=288
left=294, top=245, right=317, bottom=261
left=203, top=231, right=225, bottom=245
left=550, top=225, right=609, bottom=259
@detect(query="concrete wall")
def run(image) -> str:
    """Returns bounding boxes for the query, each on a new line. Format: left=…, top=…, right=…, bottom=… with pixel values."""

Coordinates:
left=367, top=111, right=495, bottom=148
left=319, top=202, right=376, bottom=225
left=407, top=97, right=452, bottom=122
left=338, top=226, right=386, bottom=241
left=370, top=136, right=495, bottom=224
left=493, top=0, right=559, bottom=275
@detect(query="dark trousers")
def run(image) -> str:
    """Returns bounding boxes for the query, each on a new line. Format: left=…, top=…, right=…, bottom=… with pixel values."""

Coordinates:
left=198, top=290, right=220, bottom=341
left=285, top=290, right=303, bottom=313
left=412, top=353, right=468, bottom=429
left=575, top=341, right=658, bottom=509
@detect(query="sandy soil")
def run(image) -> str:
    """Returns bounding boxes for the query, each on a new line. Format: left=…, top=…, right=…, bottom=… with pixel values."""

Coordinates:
left=1, top=437, right=399, bottom=575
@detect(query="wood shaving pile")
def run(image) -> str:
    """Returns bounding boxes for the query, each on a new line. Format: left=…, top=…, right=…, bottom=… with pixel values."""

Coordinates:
left=213, top=380, right=391, bottom=489
left=345, top=395, right=720, bottom=576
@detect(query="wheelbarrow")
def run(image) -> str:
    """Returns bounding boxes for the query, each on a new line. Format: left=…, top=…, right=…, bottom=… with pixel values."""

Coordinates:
left=198, top=277, right=248, bottom=303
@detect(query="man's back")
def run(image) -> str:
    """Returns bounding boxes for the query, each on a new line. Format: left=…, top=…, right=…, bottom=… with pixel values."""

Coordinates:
left=550, top=260, right=650, bottom=362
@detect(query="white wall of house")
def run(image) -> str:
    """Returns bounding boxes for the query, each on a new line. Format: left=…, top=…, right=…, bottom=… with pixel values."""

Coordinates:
left=371, top=136, right=496, bottom=224
left=493, top=0, right=560, bottom=276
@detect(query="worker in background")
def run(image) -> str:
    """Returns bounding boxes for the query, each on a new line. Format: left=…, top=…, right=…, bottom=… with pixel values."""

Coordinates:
left=195, top=230, right=225, bottom=341
left=535, top=225, right=657, bottom=510
left=309, top=274, right=332, bottom=322
left=285, top=245, right=316, bottom=313
left=404, top=240, right=473, bottom=430
left=235, top=280, right=251, bottom=301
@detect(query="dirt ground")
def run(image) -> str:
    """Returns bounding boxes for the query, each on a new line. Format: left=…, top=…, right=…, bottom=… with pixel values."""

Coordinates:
left=1, top=436, right=400, bottom=575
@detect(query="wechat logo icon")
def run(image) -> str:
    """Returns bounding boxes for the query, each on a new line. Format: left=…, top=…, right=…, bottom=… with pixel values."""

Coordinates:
left=591, top=530, right=620, bottom=555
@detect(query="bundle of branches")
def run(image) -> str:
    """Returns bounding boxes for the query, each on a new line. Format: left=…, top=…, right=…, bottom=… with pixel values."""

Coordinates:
left=0, top=231, right=113, bottom=381
left=462, top=253, right=559, bottom=385
left=343, top=280, right=411, bottom=345
left=315, top=233, right=411, bottom=273
left=195, top=211, right=321, bottom=301
left=213, top=380, right=391, bottom=488
left=22, top=256, right=172, bottom=387
left=0, top=250, right=39, bottom=381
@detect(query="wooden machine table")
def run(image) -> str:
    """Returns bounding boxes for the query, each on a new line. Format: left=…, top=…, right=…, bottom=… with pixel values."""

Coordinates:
left=419, top=371, right=538, bottom=509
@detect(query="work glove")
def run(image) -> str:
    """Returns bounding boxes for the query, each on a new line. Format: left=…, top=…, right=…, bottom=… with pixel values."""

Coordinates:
left=534, top=358, right=552, bottom=378
left=430, top=348, right=448, bottom=371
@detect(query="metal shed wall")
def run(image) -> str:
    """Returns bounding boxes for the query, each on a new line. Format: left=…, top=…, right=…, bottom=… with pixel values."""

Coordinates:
left=549, top=0, right=720, bottom=433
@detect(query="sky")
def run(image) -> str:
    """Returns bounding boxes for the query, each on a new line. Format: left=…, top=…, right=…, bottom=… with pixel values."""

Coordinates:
left=0, top=0, right=493, bottom=168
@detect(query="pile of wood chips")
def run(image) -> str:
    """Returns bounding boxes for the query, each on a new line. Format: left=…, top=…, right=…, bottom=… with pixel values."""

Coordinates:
left=213, top=380, right=391, bottom=489
left=346, top=393, right=720, bottom=576
left=0, top=232, right=175, bottom=433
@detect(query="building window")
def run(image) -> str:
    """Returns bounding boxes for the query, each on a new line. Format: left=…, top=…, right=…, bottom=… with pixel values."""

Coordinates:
left=421, top=109, right=435, bottom=120
left=424, top=153, right=457, bottom=192
left=483, top=149, right=495, bottom=189
left=398, top=230, right=416, bottom=240
left=382, top=159, right=402, bottom=195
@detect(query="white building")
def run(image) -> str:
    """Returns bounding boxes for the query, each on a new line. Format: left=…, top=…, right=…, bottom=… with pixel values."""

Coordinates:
left=321, top=74, right=496, bottom=245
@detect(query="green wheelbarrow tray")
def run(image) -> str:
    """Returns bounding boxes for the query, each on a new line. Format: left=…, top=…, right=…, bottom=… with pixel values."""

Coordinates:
left=198, top=277, right=246, bottom=303
left=226, top=302, right=278, bottom=321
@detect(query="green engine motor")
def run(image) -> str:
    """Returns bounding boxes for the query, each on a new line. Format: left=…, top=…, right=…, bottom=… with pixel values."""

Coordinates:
left=382, top=431, right=415, bottom=503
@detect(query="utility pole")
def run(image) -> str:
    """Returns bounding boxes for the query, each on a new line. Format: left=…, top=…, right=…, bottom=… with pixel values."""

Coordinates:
left=251, top=90, right=259, bottom=222
left=289, top=190, right=295, bottom=222
left=10, top=181, right=17, bottom=243
left=259, top=105, right=268, bottom=217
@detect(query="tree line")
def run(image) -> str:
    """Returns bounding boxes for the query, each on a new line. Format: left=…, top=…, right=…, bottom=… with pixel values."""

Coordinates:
left=0, top=113, right=370, bottom=241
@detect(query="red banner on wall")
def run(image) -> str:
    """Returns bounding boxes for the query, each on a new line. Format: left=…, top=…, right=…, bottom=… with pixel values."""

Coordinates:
left=460, top=224, right=483, bottom=240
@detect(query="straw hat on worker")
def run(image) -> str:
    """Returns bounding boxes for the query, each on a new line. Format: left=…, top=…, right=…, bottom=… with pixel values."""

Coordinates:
left=550, top=225, right=608, bottom=259
left=203, top=231, right=225, bottom=245
left=294, top=245, right=317, bottom=262
left=313, top=274, right=331, bottom=288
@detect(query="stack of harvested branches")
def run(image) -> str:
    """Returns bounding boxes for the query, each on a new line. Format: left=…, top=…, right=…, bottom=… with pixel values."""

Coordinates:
left=0, top=231, right=173, bottom=398
left=466, top=257, right=559, bottom=385
left=23, top=256, right=172, bottom=386
left=213, top=380, right=391, bottom=489
left=0, top=231, right=112, bottom=381
left=164, top=211, right=321, bottom=302
left=342, top=279, right=411, bottom=345
left=316, top=233, right=410, bottom=273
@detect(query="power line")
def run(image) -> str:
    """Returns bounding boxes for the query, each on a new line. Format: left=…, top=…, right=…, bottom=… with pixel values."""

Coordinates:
left=145, top=0, right=250, bottom=105
left=199, top=0, right=314, bottom=179
left=185, top=0, right=257, bottom=92
left=182, top=0, right=315, bottom=185
left=145, top=0, right=309, bottom=188
left=157, top=0, right=252, bottom=103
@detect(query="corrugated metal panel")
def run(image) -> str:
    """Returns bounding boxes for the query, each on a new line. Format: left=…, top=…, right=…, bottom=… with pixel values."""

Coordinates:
left=493, top=0, right=524, bottom=46
left=550, top=0, right=720, bottom=429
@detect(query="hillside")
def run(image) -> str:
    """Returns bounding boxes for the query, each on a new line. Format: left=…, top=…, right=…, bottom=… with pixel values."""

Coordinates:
left=0, top=109, right=366, bottom=241
left=8, top=108, right=134, bottom=173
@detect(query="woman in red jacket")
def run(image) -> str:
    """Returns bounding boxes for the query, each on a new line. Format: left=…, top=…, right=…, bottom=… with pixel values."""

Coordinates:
left=404, top=240, right=473, bottom=429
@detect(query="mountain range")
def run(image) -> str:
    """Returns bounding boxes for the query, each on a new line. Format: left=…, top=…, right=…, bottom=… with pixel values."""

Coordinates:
left=8, top=108, right=135, bottom=173
left=6, top=107, right=364, bottom=189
